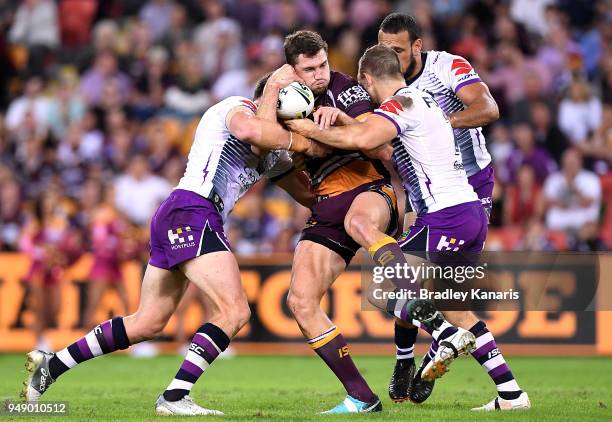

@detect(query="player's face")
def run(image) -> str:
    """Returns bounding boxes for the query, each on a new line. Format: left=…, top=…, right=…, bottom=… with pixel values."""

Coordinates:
left=293, top=49, right=331, bottom=96
left=378, top=30, right=420, bottom=77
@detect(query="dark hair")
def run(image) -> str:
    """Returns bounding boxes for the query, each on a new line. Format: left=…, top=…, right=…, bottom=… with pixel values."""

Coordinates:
left=379, top=13, right=422, bottom=42
left=283, top=30, right=328, bottom=66
left=358, top=45, right=403, bottom=80
left=253, top=72, right=272, bottom=99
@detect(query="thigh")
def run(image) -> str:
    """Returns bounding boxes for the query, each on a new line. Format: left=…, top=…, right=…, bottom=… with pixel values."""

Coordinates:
left=130, top=264, right=188, bottom=328
left=290, top=240, right=346, bottom=302
left=346, top=191, right=392, bottom=233
left=179, top=251, right=246, bottom=316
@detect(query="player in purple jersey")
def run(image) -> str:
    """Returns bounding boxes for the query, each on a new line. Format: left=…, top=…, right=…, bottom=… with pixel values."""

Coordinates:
left=21, top=73, right=327, bottom=416
left=287, top=45, right=530, bottom=412
left=376, top=14, right=528, bottom=410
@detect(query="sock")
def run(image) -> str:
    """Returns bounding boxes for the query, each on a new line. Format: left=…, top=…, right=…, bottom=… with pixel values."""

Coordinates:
left=309, top=326, right=376, bottom=403
left=430, top=320, right=458, bottom=343
left=394, top=323, right=417, bottom=366
left=420, top=340, right=438, bottom=371
left=368, top=236, right=418, bottom=294
left=469, top=321, right=522, bottom=400
left=163, top=323, right=230, bottom=402
left=48, top=316, right=130, bottom=379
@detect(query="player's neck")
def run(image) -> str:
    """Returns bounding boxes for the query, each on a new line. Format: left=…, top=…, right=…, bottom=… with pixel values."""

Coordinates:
left=377, top=78, right=407, bottom=101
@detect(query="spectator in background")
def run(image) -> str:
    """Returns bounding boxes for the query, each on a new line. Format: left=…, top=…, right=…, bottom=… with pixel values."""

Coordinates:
left=558, top=77, right=603, bottom=146
left=316, top=0, right=349, bottom=47
left=542, top=148, right=601, bottom=231
left=46, top=68, right=86, bottom=140
left=84, top=184, right=131, bottom=329
left=114, top=154, right=171, bottom=226
left=5, top=76, right=50, bottom=135
left=328, top=28, right=361, bottom=77
left=9, top=0, right=59, bottom=73
left=80, top=51, right=131, bottom=107
left=261, top=0, right=319, bottom=35
left=506, top=123, right=557, bottom=184
left=0, top=178, right=25, bottom=251
left=530, top=100, right=568, bottom=164
left=131, top=46, right=173, bottom=120
left=58, top=0, right=97, bottom=49
left=193, top=0, right=244, bottom=82
left=488, top=123, right=514, bottom=183
left=139, top=0, right=176, bottom=42
left=164, top=45, right=212, bottom=119
left=503, top=164, right=542, bottom=226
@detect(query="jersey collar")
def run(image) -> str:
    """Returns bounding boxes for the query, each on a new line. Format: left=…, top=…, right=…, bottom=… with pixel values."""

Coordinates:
left=404, top=52, right=427, bottom=86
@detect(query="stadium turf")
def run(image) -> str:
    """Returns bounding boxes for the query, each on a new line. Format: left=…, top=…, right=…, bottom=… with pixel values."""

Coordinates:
left=0, top=353, right=610, bottom=421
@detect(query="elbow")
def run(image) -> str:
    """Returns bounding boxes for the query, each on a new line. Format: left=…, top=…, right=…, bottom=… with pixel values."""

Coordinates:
left=233, top=120, right=259, bottom=143
left=486, top=99, right=500, bottom=124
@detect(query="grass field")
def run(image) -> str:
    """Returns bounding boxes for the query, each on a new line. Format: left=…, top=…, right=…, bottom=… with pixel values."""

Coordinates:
left=0, top=353, right=611, bottom=421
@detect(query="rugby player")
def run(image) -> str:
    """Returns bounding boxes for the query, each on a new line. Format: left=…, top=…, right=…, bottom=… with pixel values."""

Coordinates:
left=377, top=14, right=528, bottom=411
left=21, top=73, right=327, bottom=416
left=275, top=31, right=470, bottom=414
left=286, top=44, right=530, bottom=412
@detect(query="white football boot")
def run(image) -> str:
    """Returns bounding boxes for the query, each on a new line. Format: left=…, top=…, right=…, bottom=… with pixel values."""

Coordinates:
left=155, top=395, right=224, bottom=416
left=22, top=350, right=56, bottom=401
left=421, top=327, right=476, bottom=381
left=471, top=392, right=531, bottom=411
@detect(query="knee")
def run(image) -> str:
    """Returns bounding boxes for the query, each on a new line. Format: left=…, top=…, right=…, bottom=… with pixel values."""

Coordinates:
left=344, top=212, right=375, bottom=242
left=215, top=293, right=251, bottom=335
left=286, top=290, right=318, bottom=321
left=124, top=312, right=169, bottom=341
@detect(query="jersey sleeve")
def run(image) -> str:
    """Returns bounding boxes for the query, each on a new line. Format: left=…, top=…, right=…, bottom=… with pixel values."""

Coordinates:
left=372, top=94, right=420, bottom=135
left=436, top=52, right=482, bottom=93
left=266, top=150, right=295, bottom=182
left=335, top=81, right=373, bottom=118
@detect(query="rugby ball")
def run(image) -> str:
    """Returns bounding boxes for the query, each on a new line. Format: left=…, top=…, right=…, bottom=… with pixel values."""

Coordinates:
left=277, top=82, right=315, bottom=120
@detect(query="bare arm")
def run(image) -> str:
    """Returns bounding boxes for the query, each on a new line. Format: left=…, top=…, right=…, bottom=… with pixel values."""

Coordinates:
left=450, top=82, right=499, bottom=129
left=226, top=106, right=316, bottom=154
left=286, top=113, right=397, bottom=151
left=274, top=169, right=315, bottom=209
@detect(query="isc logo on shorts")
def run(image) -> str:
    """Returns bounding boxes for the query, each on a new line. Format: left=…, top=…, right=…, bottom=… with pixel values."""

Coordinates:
left=168, top=227, right=196, bottom=250
left=436, top=235, right=465, bottom=251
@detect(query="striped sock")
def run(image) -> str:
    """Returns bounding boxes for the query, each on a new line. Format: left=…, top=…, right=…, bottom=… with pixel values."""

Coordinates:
left=430, top=320, right=458, bottom=343
left=394, top=323, right=417, bottom=365
left=309, top=326, right=376, bottom=403
left=48, top=316, right=130, bottom=379
left=469, top=321, right=522, bottom=400
left=163, top=323, right=230, bottom=402
left=420, top=340, right=438, bottom=370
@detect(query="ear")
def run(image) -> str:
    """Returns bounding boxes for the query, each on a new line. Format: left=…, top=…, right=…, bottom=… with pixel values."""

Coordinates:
left=362, top=73, right=374, bottom=88
left=412, top=38, right=423, bottom=55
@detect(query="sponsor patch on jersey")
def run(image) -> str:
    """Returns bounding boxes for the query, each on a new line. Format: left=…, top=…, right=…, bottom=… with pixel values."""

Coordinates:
left=337, top=85, right=370, bottom=108
left=451, top=58, right=473, bottom=76
left=240, top=99, right=257, bottom=113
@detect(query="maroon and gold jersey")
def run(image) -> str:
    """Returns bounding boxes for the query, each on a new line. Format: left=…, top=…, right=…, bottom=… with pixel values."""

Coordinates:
left=306, top=71, right=389, bottom=197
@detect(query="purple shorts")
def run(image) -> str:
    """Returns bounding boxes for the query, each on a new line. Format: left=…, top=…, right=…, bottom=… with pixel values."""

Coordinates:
left=468, top=165, right=494, bottom=219
left=398, top=200, right=488, bottom=255
left=149, top=189, right=230, bottom=270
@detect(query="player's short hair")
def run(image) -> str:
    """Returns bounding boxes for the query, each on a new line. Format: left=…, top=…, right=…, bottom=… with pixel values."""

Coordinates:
left=379, top=13, right=422, bottom=42
left=253, top=72, right=272, bottom=100
left=284, top=30, right=328, bottom=66
left=359, top=45, right=403, bottom=80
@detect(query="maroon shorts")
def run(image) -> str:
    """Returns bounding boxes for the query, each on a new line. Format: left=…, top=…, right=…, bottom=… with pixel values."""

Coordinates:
left=299, top=180, right=398, bottom=265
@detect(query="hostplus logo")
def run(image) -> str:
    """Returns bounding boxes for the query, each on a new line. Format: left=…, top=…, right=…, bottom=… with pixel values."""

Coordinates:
left=436, top=236, right=465, bottom=251
left=168, top=227, right=196, bottom=250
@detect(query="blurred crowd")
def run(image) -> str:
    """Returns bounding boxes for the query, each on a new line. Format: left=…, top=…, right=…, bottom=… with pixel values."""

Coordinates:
left=0, top=0, right=610, bottom=271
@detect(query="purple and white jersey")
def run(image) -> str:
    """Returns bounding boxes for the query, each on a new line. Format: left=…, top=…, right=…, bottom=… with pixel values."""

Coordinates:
left=405, top=51, right=491, bottom=177
left=374, top=87, right=478, bottom=215
left=176, top=96, right=293, bottom=220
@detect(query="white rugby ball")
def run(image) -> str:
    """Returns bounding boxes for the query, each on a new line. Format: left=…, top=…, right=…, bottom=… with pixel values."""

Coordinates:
left=277, top=82, right=315, bottom=120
